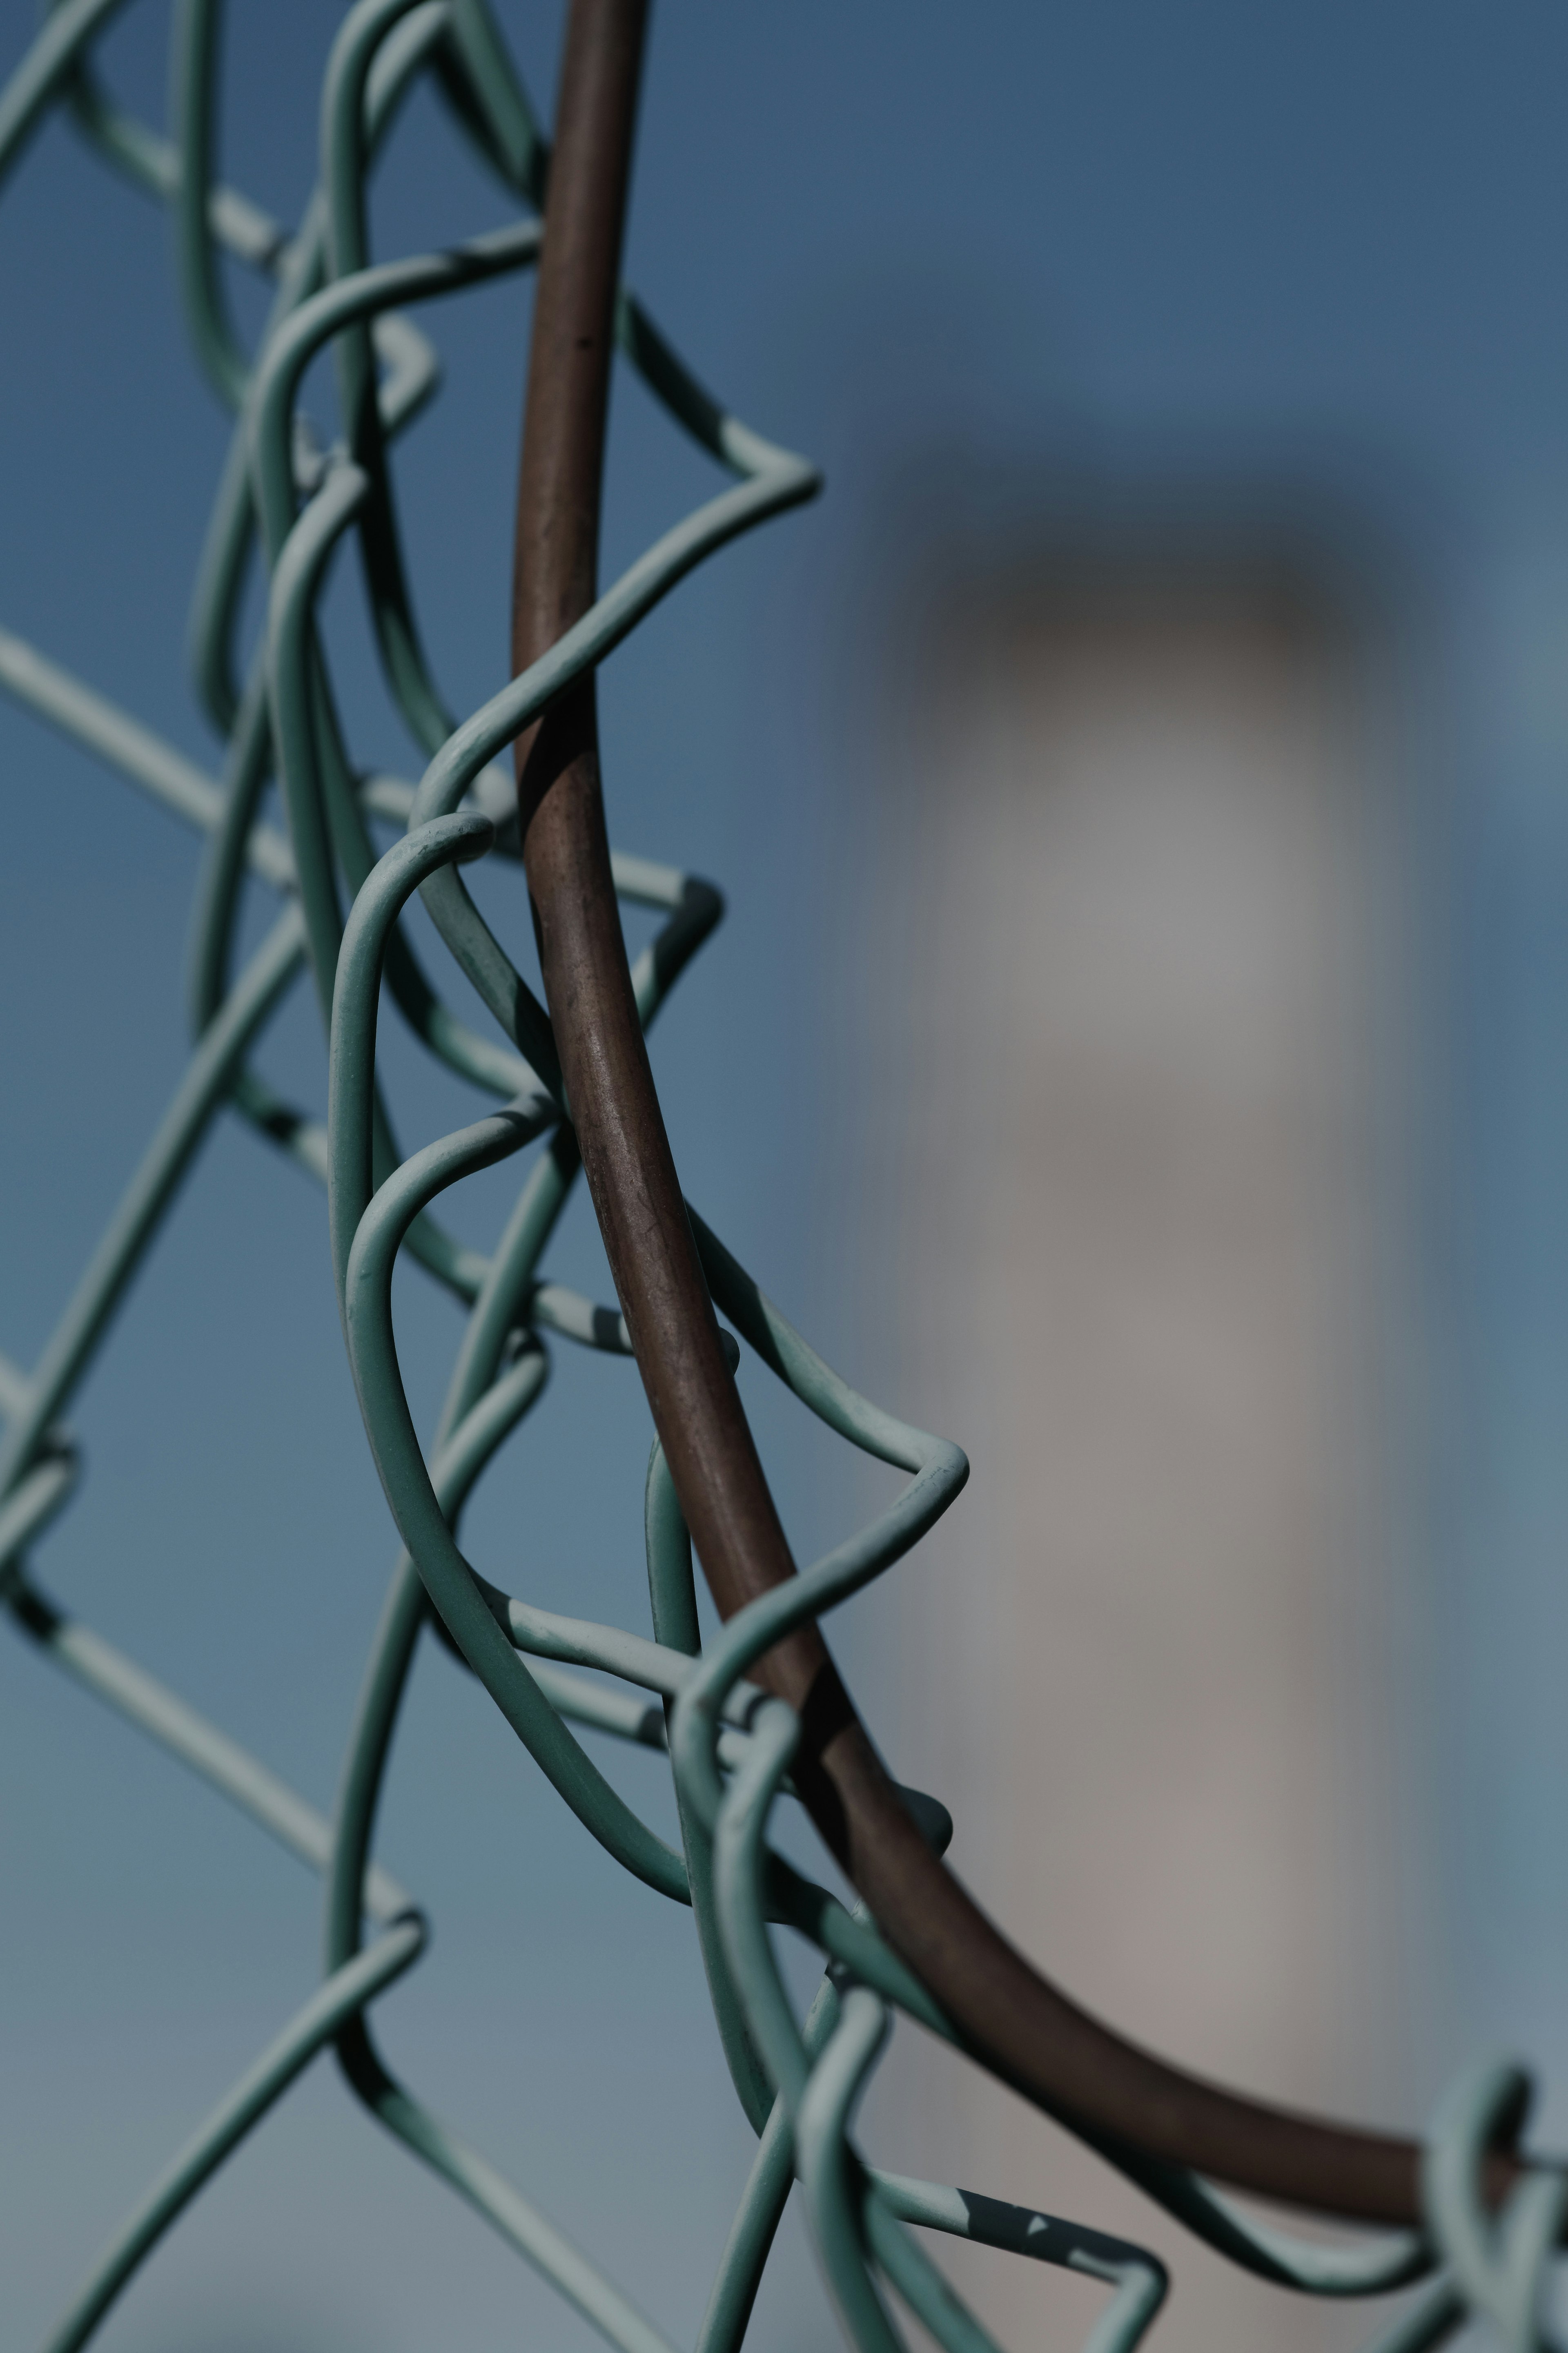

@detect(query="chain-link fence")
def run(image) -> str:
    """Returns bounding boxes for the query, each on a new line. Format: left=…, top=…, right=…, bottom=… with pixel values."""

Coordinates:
left=2, top=5, right=1562, bottom=2350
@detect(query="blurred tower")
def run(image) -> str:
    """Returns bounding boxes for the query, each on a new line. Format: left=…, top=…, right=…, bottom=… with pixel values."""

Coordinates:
left=840, top=527, right=1426, bottom=2353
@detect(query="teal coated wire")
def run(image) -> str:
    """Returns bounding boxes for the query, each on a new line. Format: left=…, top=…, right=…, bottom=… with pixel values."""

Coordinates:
left=37, top=1915, right=428, bottom=2353
left=3, top=7, right=1561, bottom=2352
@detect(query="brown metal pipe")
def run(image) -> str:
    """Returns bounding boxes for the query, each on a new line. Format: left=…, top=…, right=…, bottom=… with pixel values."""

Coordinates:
left=510, top=0, right=840, bottom=1750
left=510, top=0, right=1537, bottom=2236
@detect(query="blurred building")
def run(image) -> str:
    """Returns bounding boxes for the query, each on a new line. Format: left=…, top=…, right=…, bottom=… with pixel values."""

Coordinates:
left=838, top=496, right=1435, bottom=2353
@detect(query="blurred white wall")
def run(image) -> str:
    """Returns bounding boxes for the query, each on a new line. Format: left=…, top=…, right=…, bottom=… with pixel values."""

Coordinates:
left=843, top=566, right=1425, bottom=2353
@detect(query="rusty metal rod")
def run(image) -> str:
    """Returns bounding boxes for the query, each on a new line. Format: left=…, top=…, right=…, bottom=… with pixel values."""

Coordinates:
left=510, top=0, right=1537, bottom=2234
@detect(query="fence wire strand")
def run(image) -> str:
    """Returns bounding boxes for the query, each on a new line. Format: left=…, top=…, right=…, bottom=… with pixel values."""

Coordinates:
left=0, top=6, right=1559, bottom=2351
